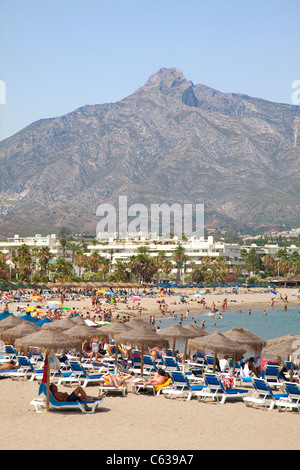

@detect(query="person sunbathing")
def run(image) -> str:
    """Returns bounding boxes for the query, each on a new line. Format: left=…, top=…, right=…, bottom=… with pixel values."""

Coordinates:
left=100, top=371, right=132, bottom=388
left=0, top=360, right=17, bottom=370
left=132, top=368, right=169, bottom=392
left=49, top=383, right=97, bottom=402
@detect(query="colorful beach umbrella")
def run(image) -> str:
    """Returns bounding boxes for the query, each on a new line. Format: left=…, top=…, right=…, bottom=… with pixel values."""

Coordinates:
left=42, top=304, right=61, bottom=309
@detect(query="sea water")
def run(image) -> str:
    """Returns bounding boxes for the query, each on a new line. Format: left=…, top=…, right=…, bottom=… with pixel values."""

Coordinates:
left=156, top=305, right=300, bottom=351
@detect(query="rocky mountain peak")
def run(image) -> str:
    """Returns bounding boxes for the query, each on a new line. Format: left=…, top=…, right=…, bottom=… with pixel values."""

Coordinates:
left=144, top=67, right=189, bottom=90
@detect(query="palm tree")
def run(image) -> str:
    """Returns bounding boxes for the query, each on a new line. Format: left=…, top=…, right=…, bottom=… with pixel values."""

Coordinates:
left=173, top=244, right=187, bottom=284
left=48, top=257, right=75, bottom=281
left=108, top=249, right=115, bottom=272
left=0, top=252, right=10, bottom=281
left=67, top=241, right=81, bottom=264
left=290, top=251, right=300, bottom=275
left=74, top=250, right=88, bottom=277
left=163, top=260, right=173, bottom=279
left=101, top=258, right=110, bottom=281
left=56, top=238, right=69, bottom=260
left=113, top=261, right=130, bottom=282
left=36, top=247, right=52, bottom=277
left=128, top=249, right=157, bottom=283
left=262, top=254, right=276, bottom=277
left=12, top=244, right=34, bottom=282
left=188, top=260, right=196, bottom=284
left=88, top=252, right=102, bottom=273
left=153, top=250, right=166, bottom=282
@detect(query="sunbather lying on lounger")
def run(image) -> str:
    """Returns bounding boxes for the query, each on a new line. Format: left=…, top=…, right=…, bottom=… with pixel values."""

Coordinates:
left=132, top=368, right=169, bottom=392
left=49, top=383, right=97, bottom=402
left=0, top=360, right=17, bottom=370
left=100, top=371, right=132, bottom=388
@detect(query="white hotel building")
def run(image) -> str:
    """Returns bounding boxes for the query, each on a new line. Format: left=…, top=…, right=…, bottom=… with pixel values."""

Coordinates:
left=88, top=233, right=242, bottom=270
left=0, top=234, right=60, bottom=257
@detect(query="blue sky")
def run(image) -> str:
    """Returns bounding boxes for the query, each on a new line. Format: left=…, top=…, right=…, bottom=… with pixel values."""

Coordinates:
left=0, top=0, right=299, bottom=140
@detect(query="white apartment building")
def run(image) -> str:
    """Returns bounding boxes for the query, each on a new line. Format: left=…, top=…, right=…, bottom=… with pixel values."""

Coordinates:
left=0, top=234, right=60, bottom=257
left=244, top=243, right=300, bottom=257
left=88, top=233, right=242, bottom=270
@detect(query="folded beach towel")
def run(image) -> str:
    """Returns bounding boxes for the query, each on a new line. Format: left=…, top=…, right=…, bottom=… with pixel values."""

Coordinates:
left=155, top=378, right=172, bottom=392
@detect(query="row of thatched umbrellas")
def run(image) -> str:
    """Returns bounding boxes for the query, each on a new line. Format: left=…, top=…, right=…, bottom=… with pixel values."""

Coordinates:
left=1, top=313, right=299, bottom=411
left=1, top=314, right=298, bottom=372
left=43, top=282, right=155, bottom=289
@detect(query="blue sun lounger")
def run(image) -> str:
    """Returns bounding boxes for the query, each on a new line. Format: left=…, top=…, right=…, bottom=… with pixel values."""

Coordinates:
left=160, top=370, right=206, bottom=400
left=198, top=373, right=249, bottom=404
left=276, top=382, right=300, bottom=412
left=243, top=378, right=288, bottom=410
left=68, top=361, right=103, bottom=387
left=30, top=382, right=103, bottom=413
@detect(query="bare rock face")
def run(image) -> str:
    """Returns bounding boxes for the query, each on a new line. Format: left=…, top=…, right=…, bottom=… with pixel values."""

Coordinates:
left=0, top=67, right=299, bottom=236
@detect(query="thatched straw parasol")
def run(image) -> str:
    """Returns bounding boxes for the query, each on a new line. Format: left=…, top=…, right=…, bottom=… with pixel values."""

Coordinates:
left=97, top=322, right=132, bottom=368
left=15, top=329, right=81, bottom=412
left=263, top=335, right=300, bottom=357
left=128, top=318, right=156, bottom=331
left=15, top=329, right=81, bottom=353
left=70, top=315, right=85, bottom=324
left=267, top=334, right=294, bottom=347
left=0, top=322, right=40, bottom=344
left=114, top=326, right=169, bottom=377
left=0, top=315, right=29, bottom=332
left=98, top=322, right=132, bottom=336
left=64, top=323, right=108, bottom=361
left=157, top=323, right=197, bottom=358
left=223, top=327, right=266, bottom=353
left=188, top=331, right=247, bottom=373
left=65, top=324, right=106, bottom=340
left=41, top=317, right=76, bottom=331
left=184, top=324, right=209, bottom=336
left=262, top=334, right=300, bottom=381
left=184, top=324, right=208, bottom=358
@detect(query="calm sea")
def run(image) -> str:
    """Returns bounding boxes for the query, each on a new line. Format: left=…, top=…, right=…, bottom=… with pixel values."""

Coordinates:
left=156, top=305, right=300, bottom=351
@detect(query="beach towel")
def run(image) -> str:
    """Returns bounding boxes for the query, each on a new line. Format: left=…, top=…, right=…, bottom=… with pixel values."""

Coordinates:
left=104, top=373, right=127, bottom=387
left=220, top=377, right=234, bottom=389
left=155, top=378, right=172, bottom=392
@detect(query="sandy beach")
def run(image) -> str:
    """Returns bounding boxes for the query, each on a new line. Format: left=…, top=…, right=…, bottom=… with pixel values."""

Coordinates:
left=0, top=375, right=300, bottom=451
left=7, top=286, right=300, bottom=320
left=1, top=287, right=300, bottom=451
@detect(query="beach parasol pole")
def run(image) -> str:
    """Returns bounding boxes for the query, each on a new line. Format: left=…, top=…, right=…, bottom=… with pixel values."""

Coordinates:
left=289, top=356, right=294, bottom=382
left=140, top=345, right=144, bottom=377
left=47, top=351, right=50, bottom=412
left=42, top=350, right=51, bottom=412
left=213, top=351, right=217, bottom=373
left=232, top=353, right=236, bottom=376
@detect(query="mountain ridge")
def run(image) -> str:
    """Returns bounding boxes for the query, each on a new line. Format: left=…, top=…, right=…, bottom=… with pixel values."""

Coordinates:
left=0, top=67, right=299, bottom=237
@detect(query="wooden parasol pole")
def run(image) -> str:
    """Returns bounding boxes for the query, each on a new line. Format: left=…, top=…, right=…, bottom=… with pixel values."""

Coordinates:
left=46, top=349, right=50, bottom=412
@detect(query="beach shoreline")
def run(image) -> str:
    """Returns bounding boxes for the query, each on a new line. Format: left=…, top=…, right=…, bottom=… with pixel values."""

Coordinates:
left=6, top=287, right=300, bottom=320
